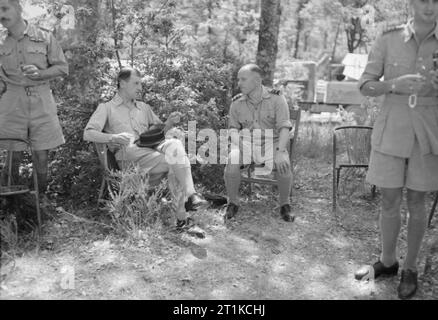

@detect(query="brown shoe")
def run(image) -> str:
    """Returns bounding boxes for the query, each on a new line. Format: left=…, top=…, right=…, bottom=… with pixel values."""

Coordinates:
left=355, top=260, right=399, bottom=281
left=397, top=269, right=418, bottom=300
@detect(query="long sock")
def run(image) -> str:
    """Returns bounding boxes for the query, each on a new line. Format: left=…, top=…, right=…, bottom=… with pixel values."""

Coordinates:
left=36, top=172, right=48, bottom=195
left=404, top=204, right=428, bottom=272
left=380, top=212, right=401, bottom=267
left=277, top=171, right=292, bottom=206
left=224, top=169, right=240, bottom=205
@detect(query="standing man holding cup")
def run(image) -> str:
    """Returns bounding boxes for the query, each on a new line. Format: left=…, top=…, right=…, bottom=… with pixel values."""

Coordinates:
left=0, top=0, right=69, bottom=205
left=355, top=0, right=438, bottom=300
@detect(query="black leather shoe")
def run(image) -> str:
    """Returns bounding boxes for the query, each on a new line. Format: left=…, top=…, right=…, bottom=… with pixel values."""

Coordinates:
left=280, top=204, right=295, bottom=222
left=224, top=203, right=239, bottom=220
left=398, top=269, right=418, bottom=300
left=355, top=260, right=399, bottom=281
left=175, top=217, right=205, bottom=239
left=185, top=193, right=208, bottom=211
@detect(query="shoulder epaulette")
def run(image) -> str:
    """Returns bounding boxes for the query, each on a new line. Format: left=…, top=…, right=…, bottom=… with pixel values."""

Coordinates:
left=269, top=89, right=281, bottom=95
left=380, top=21, right=406, bottom=35
left=232, top=93, right=243, bottom=102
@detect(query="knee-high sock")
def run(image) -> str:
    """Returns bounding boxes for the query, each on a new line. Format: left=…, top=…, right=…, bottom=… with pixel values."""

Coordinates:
left=380, top=211, right=401, bottom=267
left=405, top=204, right=428, bottom=272
left=224, top=168, right=241, bottom=205
left=277, top=171, right=292, bottom=206
left=167, top=171, right=188, bottom=221
left=36, top=172, right=48, bottom=195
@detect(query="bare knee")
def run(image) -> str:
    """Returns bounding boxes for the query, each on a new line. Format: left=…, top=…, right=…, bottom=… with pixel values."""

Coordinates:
left=381, top=188, right=402, bottom=212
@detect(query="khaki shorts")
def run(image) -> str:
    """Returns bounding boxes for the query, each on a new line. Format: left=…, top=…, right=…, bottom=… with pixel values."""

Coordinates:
left=366, top=139, right=438, bottom=192
left=0, top=84, right=64, bottom=151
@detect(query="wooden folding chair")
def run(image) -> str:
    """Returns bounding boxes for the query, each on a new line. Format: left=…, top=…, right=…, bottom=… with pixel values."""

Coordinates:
left=0, top=138, right=42, bottom=234
left=240, top=106, right=301, bottom=199
left=332, top=125, right=375, bottom=212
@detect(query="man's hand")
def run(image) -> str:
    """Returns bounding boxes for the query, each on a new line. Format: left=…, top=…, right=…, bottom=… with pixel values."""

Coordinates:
left=111, top=132, right=134, bottom=146
left=21, top=65, right=45, bottom=81
left=274, top=151, right=290, bottom=176
left=166, top=111, right=182, bottom=126
left=391, top=74, right=426, bottom=95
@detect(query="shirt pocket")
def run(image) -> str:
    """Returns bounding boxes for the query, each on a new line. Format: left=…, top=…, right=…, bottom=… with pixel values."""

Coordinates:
left=0, top=46, right=15, bottom=68
left=384, top=57, right=411, bottom=78
left=260, top=105, right=276, bottom=125
left=25, top=44, right=48, bottom=66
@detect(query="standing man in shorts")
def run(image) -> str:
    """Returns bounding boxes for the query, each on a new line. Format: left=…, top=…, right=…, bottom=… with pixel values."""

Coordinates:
left=354, top=0, right=438, bottom=300
left=0, top=0, right=68, bottom=202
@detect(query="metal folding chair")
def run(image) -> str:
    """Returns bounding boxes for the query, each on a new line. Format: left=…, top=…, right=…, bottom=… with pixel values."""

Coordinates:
left=241, top=106, right=301, bottom=198
left=0, top=138, right=42, bottom=234
left=332, top=125, right=375, bottom=212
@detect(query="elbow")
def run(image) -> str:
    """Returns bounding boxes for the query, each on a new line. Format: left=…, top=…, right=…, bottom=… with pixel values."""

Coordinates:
left=83, top=130, right=90, bottom=142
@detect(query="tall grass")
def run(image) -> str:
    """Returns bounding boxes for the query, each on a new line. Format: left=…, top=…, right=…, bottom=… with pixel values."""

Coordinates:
left=105, top=165, right=171, bottom=238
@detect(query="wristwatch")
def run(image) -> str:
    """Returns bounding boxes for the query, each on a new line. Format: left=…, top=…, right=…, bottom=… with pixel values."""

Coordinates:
left=389, top=81, right=396, bottom=93
left=109, top=134, right=114, bottom=143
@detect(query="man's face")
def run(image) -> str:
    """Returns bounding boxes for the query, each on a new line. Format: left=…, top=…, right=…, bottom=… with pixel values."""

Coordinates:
left=237, top=69, right=260, bottom=95
left=120, top=74, right=142, bottom=100
left=0, top=0, right=21, bottom=29
left=411, top=0, right=438, bottom=24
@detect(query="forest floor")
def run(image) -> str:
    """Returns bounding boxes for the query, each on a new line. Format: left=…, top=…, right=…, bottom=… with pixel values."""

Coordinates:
left=1, top=157, right=437, bottom=300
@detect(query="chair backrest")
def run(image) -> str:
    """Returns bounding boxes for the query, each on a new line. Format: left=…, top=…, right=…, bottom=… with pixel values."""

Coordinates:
left=333, top=126, right=373, bottom=166
left=94, top=142, right=120, bottom=172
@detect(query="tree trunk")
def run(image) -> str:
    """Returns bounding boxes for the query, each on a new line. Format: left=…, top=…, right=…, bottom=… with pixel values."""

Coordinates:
left=293, top=0, right=309, bottom=59
left=256, top=0, right=282, bottom=87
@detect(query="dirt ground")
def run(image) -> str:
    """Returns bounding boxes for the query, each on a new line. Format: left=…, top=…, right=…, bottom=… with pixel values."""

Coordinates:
left=1, top=159, right=437, bottom=300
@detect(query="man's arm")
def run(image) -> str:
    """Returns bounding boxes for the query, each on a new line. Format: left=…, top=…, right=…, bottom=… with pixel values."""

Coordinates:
left=275, top=95, right=293, bottom=152
left=26, top=32, right=69, bottom=81
left=84, top=104, right=113, bottom=143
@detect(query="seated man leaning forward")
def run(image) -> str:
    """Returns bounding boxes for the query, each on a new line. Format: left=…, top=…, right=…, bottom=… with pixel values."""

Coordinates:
left=83, top=68, right=207, bottom=230
left=224, top=64, right=294, bottom=222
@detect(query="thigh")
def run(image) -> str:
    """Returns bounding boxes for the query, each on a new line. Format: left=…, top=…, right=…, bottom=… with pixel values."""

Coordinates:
left=366, top=150, right=406, bottom=189
left=406, top=141, right=438, bottom=192
left=28, top=94, right=64, bottom=151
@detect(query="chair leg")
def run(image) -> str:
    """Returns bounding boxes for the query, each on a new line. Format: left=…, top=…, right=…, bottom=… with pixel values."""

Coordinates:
left=333, top=166, right=337, bottom=212
left=371, top=185, right=377, bottom=199
left=428, top=192, right=438, bottom=228
left=98, top=178, right=106, bottom=205
left=32, top=169, right=42, bottom=237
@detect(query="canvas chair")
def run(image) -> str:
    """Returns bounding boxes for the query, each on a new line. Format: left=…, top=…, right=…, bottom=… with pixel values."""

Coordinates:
left=332, top=125, right=376, bottom=212
left=240, top=106, right=301, bottom=199
left=0, top=138, right=42, bottom=234
left=94, top=142, right=167, bottom=205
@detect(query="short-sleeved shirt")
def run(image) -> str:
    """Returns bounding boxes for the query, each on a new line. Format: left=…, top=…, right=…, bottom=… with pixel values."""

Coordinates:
left=359, top=20, right=438, bottom=157
left=84, top=94, right=162, bottom=141
left=228, top=86, right=292, bottom=146
left=0, top=22, right=68, bottom=86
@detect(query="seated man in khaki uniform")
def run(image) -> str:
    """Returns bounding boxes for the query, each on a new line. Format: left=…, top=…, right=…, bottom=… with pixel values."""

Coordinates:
left=224, top=64, right=294, bottom=222
left=84, top=68, right=207, bottom=231
left=0, top=0, right=68, bottom=203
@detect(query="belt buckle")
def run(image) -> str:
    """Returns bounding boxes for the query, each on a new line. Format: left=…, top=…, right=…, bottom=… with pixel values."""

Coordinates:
left=408, top=94, right=417, bottom=109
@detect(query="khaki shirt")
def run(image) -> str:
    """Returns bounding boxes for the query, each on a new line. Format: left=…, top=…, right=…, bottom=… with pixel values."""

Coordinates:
left=0, top=22, right=68, bottom=87
left=84, top=94, right=162, bottom=141
left=359, top=20, right=438, bottom=157
left=228, top=86, right=292, bottom=145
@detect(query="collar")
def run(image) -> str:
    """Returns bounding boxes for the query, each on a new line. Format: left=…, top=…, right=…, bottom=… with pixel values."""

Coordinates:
left=111, top=93, right=140, bottom=109
left=242, top=86, right=271, bottom=101
left=403, top=19, right=438, bottom=42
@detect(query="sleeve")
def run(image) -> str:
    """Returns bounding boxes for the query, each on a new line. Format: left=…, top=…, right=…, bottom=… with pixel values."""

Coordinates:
left=275, top=95, right=293, bottom=131
left=83, top=103, right=110, bottom=142
left=228, top=102, right=241, bottom=129
left=358, top=34, right=386, bottom=90
left=47, top=32, right=69, bottom=76
left=145, top=104, right=163, bottom=126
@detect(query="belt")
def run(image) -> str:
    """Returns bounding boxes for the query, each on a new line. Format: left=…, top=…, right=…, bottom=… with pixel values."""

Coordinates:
left=6, top=83, right=50, bottom=96
left=385, top=94, right=438, bottom=108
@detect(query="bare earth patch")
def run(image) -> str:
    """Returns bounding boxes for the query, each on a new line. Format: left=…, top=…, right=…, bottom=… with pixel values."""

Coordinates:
left=1, top=159, right=437, bottom=300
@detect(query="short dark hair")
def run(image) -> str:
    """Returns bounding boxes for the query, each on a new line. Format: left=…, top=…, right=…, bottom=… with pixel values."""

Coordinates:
left=117, top=67, right=141, bottom=89
left=241, top=63, right=263, bottom=77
